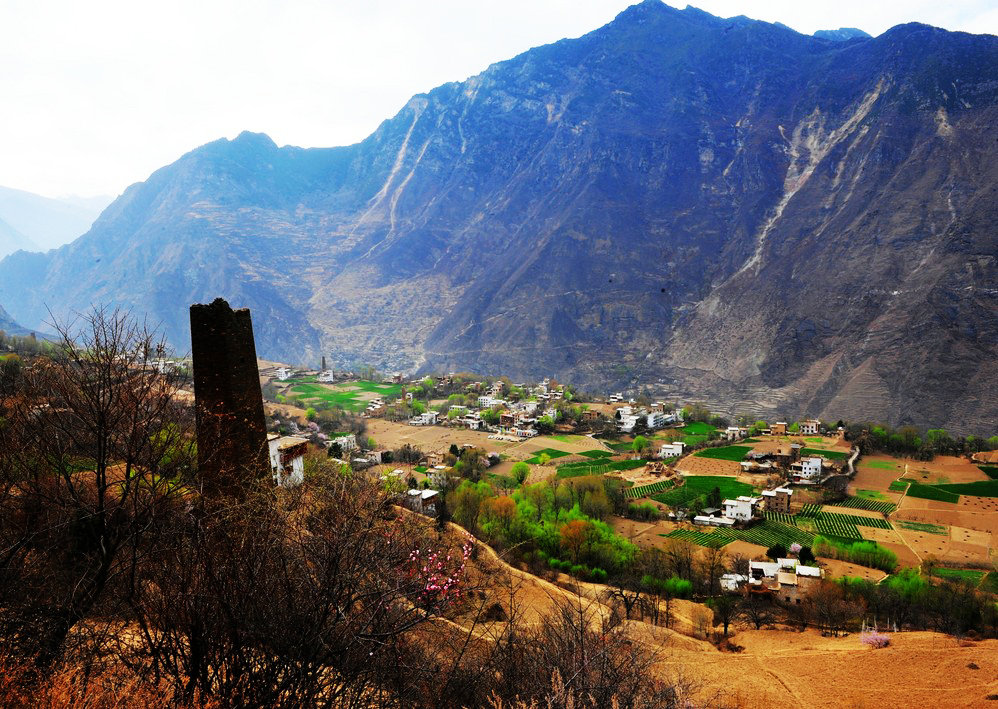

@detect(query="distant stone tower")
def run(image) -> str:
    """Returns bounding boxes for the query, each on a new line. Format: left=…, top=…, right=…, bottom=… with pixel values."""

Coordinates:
left=190, top=298, right=269, bottom=492
left=321, top=355, right=327, bottom=371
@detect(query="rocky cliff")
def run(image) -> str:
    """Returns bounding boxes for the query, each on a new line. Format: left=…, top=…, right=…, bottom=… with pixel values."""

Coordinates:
left=0, top=1, right=995, bottom=431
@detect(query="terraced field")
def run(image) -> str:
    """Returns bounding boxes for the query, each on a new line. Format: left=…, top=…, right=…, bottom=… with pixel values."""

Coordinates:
left=664, top=520, right=814, bottom=550
left=624, top=479, right=675, bottom=498
left=836, top=496, right=896, bottom=514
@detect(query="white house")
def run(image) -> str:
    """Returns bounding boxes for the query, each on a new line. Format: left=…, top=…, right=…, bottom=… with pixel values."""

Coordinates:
left=722, top=496, right=760, bottom=521
left=275, top=367, right=293, bottom=381
left=317, top=370, right=336, bottom=383
left=659, top=441, right=685, bottom=459
left=268, top=434, right=308, bottom=487
left=723, top=426, right=748, bottom=441
left=618, top=414, right=641, bottom=433
left=800, top=419, right=821, bottom=435
left=646, top=411, right=672, bottom=430
left=329, top=433, right=357, bottom=453
left=462, top=413, right=483, bottom=430
left=409, top=411, right=438, bottom=426
left=790, top=456, right=823, bottom=483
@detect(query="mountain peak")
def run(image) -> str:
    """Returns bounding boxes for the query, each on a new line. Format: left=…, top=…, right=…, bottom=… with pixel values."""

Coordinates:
left=813, top=27, right=872, bottom=41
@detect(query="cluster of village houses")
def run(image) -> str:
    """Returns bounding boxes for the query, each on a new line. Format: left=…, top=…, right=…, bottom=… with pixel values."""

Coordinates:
left=261, top=370, right=835, bottom=594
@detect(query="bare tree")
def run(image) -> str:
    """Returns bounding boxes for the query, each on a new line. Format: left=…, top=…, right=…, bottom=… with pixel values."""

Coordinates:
left=0, top=306, right=191, bottom=668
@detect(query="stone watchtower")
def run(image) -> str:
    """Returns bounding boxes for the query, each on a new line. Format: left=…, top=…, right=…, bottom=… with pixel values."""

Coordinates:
left=190, top=298, right=270, bottom=491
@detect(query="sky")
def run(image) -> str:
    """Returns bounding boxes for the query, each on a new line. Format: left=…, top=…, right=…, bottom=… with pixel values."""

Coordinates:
left=1, top=0, right=996, bottom=200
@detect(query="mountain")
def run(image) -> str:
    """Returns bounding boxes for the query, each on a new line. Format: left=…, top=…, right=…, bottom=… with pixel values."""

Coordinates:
left=0, top=302, right=34, bottom=336
left=0, top=186, right=111, bottom=255
left=0, top=1, right=996, bottom=432
left=0, top=216, right=38, bottom=257
left=813, top=28, right=872, bottom=41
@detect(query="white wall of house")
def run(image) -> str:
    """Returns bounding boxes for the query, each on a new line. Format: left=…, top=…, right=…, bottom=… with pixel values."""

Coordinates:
left=659, top=441, right=685, bottom=458
left=722, top=496, right=758, bottom=521
left=799, top=457, right=823, bottom=479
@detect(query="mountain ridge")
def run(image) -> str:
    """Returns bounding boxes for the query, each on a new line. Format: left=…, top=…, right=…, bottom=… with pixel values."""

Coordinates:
left=0, top=1, right=995, bottom=431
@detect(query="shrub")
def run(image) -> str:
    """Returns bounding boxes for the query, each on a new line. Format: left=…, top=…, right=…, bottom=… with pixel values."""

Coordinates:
left=860, top=630, right=891, bottom=649
left=590, top=567, right=608, bottom=583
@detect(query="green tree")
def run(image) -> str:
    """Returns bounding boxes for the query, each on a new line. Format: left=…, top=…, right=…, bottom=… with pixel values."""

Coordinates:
left=538, top=452, right=552, bottom=466
left=305, top=407, right=317, bottom=421
left=788, top=422, right=800, bottom=433
left=632, top=435, right=649, bottom=456
left=411, top=400, right=427, bottom=415
left=511, top=461, right=530, bottom=485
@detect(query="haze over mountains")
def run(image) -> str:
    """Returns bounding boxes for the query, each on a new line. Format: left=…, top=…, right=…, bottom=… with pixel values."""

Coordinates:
left=0, top=1, right=995, bottom=432
left=0, top=186, right=111, bottom=257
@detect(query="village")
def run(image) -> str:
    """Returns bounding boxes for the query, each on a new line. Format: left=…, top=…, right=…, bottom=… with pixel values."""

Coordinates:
left=256, top=362, right=998, bottom=599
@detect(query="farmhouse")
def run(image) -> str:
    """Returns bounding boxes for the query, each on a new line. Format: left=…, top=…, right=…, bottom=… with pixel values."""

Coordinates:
left=761, top=487, right=793, bottom=513
left=409, top=411, right=438, bottom=426
left=799, top=419, right=821, bottom=435
left=659, top=441, right=685, bottom=458
left=404, top=489, right=439, bottom=516
left=748, top=559, right=823, bottom=603
left=268, top=434, right=308, bottom=487
left=789, top=456, right=823, bottom=484
left=722, top=496, right=760, bottom=521
left=771, top=421, right=788, bottom=435
left=722, top=426, right=748, bottom=441
left=329, top=433, right=357, bottom=452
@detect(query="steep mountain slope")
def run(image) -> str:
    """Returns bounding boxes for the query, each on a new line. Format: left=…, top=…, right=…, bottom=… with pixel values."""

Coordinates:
left=0, top=1, right=995, bottom=430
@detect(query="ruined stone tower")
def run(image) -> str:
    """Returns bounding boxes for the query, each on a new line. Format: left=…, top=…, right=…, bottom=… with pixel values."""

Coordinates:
left=190, top=298, right=269, bottom=491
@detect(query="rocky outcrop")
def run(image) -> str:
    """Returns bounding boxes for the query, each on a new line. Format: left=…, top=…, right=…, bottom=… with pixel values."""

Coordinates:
left=0, top=1, right=995, bottom=431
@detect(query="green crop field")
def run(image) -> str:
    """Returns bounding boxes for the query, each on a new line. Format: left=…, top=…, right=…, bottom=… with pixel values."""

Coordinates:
left=662, top=529, right=731, bottom=548
left=578, top=450, right=615, bottom=459
left=664, top=520, right=814, bottom=550
left=903, top=481, right=960, bottom=503
left=930, top=480, right=998, bottom=498
left=524, top=448, right=570, bottom=464
left=681, top=422, right=715, bottom=435
left=932, top=568, right=986, bottom=586
left=764, top=511, right=797, bottom=526
left=983, top=572, right=998, bottom=594
left=694, top=445, right=752, bottom=461
left=855, top=489, right=890, bottom=500
left=608, top=442, right=635, bottom=453
left=651, top=476, right=754, bottom=506
left=683, top=434, right=709, bottom=446
left=414, top=466, right=427, bottom=473
left=741, top=437, right=762, bottom=443
left=625, top=479, right=675, bottom=498
left=802, top=508, right=891, bottom=530
left=555, top=458, right=648, bottom=478
left=979, top=466, right=998, bottom=480
left=287, top=379, right=402, bottom=412
left=736, top=521, right=814, bottom=548
left=895, top=520, right=947, bottom=535
left=805, top=437, right=824, bottom=443
left=801, top=447, right=848, bottom=460
left=889, top=479, right=910, bottom=492
left=863, top=460, right=902, bottom=470
left=837, top=496, right=896, bottom=514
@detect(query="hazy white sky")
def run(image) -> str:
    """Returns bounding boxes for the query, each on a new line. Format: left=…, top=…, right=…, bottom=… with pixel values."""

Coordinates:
left=2, top=0, right=996, bottom=199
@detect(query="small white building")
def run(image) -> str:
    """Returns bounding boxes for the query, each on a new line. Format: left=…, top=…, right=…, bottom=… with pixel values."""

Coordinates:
left=800, top=419, right=821, bottom=435
left=462, top=413, right=483, bottom=430
left=720, top=573, right=748, bottom=592
left=722, top=496, right=760, bottom=521
left=723, top=426, right=748, bottom=441
left=791, top=456, right=823, bottom=483
left=329, top=433, right=357, bottom=452
left=618, top=414, right=641, bottom=433
left=268, top=434, right=308, bottom=487
left=646, top=411, right=672, bottom=430
left=317, top=370, right=336, bottom=383
left=275, top=367, right=293, bottom=381
left=409, top=411, right=438, bottom=426
left=659, top=441, right=685, bottom=458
